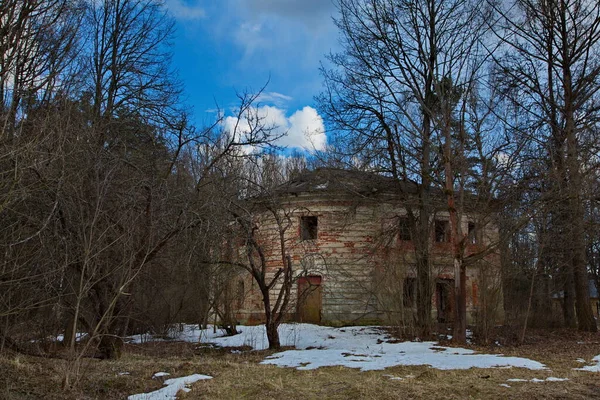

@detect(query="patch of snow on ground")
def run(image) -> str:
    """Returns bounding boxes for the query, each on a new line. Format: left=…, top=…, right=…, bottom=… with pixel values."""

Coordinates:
left=152, top=372, right=170, bottom=379
left=261, top=325, right=546, bottom=371
left=129, top=324, right=218, bottom=344
left=575, top=355, right=600, bottom=372
left=129, top=323, right=547, bottom=372
left=508, top=377, right=568, bottom=383
left=127, top=374, right=212, bottom=400
left=499, top=383, right=511, bottom=388
left=55, top=332, right=87, bottom=342
left=32, top=332, right=88, bottom=344
left=212, top=324, right=544, bottom=371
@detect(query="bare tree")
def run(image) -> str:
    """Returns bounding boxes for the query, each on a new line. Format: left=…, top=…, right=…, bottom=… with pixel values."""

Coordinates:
left=226, top=199, right=294, bottom=349
left=1, top=0, right=81, bottom=134
left=0, top=0, right=82, bottom=353
left=318, top=0, right=503, bottom=342
left=493, top=0, right=600, bottom=332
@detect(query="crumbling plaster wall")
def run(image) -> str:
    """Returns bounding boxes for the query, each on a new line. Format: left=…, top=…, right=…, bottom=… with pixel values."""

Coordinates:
left=237, top=193, right=502, bottom=326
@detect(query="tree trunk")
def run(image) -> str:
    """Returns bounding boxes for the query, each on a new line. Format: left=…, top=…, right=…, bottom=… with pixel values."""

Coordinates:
left=97, top=335, right=123, bottom=360
left=416, top=75, right=434, bottom=338
left=562, top=270, right=577, bottom=328
left=415, top=226, right=432, bottom=338
left=453, top=259, right=467, bottom=343
left=95, top=297, right=126, bottom=360
left=560, top=2, right=596, bottom=332
left=571, top=199, right=597, bottom=331
left=63, top=315, right=76, bottom=349
left=261, top=284, right=281, bottom=349
left=265, top=321, right=280, bottom=350
left=444, top=125, right=467, bottom=344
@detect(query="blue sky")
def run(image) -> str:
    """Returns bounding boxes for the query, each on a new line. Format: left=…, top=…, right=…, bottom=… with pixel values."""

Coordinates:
left=164, top=0, right=340, bottom=151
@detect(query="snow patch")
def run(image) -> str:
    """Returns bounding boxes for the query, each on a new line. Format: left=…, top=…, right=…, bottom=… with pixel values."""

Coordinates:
left=128, top=374, right=212, bottom=400
left=259, top=325, right=545, bottom=371
left=507, top=377, right=568, bottom=383
left=129, top=323, right=547, bottom=372
left=152, top=372, right=170, bottom=379
left=32, top=332, right=88, bottom=344
left=382, top=374, right=403, bottom=380
left=575, top=355, right=600, bottom=372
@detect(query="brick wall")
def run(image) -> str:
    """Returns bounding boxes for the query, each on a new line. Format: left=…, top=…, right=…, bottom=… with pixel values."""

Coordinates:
left=235, top=192, right=503, bottom=326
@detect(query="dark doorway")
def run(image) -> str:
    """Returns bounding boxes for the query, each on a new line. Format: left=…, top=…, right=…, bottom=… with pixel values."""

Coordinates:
left=436, top=279, right=455, bottom=323
left=297, top=276, right=322, bottom=324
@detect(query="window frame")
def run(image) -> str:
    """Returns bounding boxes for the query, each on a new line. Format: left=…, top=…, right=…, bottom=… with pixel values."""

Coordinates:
left=403, top=277, right=416, bottom=307
left=398, top=216, right=412, bottom=241
left=434, top=219, right=450, bottom=243
left=467, top=222, right=478, bottom=244
left=300, top=215, right=318, bottom=241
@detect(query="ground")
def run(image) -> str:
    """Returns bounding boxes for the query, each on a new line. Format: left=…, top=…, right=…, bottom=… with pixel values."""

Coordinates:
left=1, top=326, right=599, bottom=399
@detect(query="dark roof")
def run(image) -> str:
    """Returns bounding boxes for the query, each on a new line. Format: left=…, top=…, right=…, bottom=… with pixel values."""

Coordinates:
left=274, top=168, right=418, bottom=197
left=264, top=168, right=489, bottom=213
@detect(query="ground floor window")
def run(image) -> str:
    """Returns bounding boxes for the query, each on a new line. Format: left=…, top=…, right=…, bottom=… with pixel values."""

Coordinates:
left=436, top=279, right=455, bottom=323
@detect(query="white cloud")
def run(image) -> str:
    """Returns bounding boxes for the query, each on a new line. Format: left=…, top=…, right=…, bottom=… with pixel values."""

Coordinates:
left=220, top=0, right=339, bottom=71
left=286, top=106, right=326, bottom=151
left=244, top=0, right=336, bottom=29
left=176, top=1, right=341, bottom=108
left=222, top=105, right=326, bottom=152
left=255, top=91, right=293, bottom=106
left=164, top=0, right=205, bottom=20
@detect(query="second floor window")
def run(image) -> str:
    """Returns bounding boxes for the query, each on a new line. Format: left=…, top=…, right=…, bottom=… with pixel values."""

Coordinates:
left=300, top=216, right=318, bottom=241
left=399, top=217, right=411, bottom=241
left=435, top=220, right=450, bottom=242
left=468, top=222, right=477, bottom=244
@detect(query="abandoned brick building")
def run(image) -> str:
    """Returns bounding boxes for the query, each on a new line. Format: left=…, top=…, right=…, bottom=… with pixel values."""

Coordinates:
left=235, top=168, right=503, bottom=326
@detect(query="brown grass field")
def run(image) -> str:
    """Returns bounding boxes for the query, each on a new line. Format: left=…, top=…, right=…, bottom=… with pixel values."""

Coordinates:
left=1, top=329, right=599, bottom=399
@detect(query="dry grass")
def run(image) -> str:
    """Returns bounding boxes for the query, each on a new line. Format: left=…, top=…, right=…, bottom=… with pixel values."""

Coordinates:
left=1, top=329, right=599, bottom=399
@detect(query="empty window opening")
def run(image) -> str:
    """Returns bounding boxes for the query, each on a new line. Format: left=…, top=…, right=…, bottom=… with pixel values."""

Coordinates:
left=436, top=279, right=455, bottom=323
left=435, top=220, right=450, bottom=242
left=468, top=222, right=477, bottom=244
left=399, top=217, right=411, bottom=241
left=300, top=216, right=318, bottom=241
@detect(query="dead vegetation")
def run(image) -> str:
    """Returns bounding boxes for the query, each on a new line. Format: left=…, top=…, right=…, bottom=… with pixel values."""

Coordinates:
left=1, top=328, right=599, bottom=399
